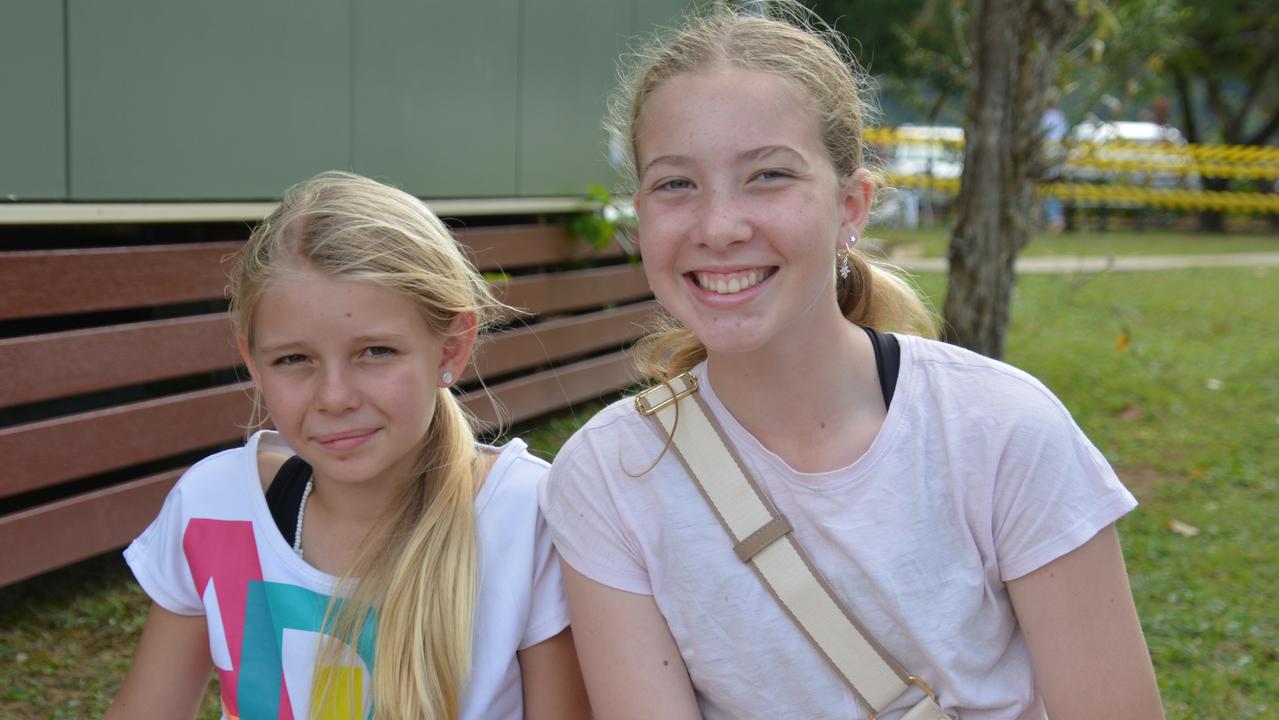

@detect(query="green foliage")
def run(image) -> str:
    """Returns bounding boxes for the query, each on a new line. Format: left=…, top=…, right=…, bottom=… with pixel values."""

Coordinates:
left=814, top=0, right=1279, bottom=169
left=1055, top=0, right=1186, bottom=115
left=807, top=0, right=969, bottom=120
left=568, top=184, right=637, bottom=253
left=1162, top=0, right=1279, bottom=145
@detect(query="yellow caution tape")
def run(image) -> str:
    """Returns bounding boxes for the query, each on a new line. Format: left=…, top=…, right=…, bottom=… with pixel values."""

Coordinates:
left=884, top=174, right=1279, bottom=214
left=866, top=127, right=1279, bottom=180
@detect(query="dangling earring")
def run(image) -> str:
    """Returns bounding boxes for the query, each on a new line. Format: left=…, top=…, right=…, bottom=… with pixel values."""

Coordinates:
left=839, top=233, right=858, bottom=280
left=441, top=371, right=454, bottom=386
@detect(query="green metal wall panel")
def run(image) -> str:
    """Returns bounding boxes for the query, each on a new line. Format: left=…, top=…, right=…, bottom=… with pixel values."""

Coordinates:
left=44, top=1, right=692, bottom=202
left=0, top=1, right=66, bottom=200
left=353, top=1, right=519, bottom=197
left=517, top=1, right=633, bottom=196
left=632, top=0, right=690, bottom=36
left=67, top=0, right=350, bottom=200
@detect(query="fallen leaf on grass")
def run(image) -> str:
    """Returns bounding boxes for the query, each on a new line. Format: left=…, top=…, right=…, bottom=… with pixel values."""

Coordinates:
left=1115, top=332, right=1131, bottom=351
left=1167, top=519, right=1200, bottom=537
left=1117, top=405, right=1142, bottom=421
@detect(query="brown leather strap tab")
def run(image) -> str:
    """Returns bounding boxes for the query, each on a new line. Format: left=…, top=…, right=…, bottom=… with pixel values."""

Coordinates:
left=734, top=516, right=793, bottom=562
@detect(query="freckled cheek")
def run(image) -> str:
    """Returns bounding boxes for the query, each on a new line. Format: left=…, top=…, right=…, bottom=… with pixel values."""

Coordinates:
left=257, top=384, right=310, bottom=430
left=369, top=368, right=438, bottom=406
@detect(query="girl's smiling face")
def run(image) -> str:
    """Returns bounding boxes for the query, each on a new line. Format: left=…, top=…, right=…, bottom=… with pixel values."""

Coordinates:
left=241, top=264, right=471, bottom=492
left=633, top=67, right=870, bottom=358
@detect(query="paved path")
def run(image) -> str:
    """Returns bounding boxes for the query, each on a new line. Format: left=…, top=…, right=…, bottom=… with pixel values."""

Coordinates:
left=889, top=251, right=1279, bottom=274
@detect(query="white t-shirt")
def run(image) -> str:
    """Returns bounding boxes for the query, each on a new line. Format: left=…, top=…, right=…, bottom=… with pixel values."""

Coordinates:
left=126, top=430, right=568, bottom=720
left=1040, top=107, right=1069, bottom=143
left=540, top=335, right=1136, bottom=720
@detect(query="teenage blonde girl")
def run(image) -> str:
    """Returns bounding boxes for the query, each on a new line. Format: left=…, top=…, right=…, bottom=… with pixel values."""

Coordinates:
left=107, top=172, right=590, bottom=720
left=539, top=3, right=1164, bottom=719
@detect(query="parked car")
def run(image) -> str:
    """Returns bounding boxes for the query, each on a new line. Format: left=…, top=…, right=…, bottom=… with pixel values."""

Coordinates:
left=1065, top=120, right=1198, bottom=190
left=873, top=125, right=963, bottom=228
left=884, top=124, right=964, bottom=181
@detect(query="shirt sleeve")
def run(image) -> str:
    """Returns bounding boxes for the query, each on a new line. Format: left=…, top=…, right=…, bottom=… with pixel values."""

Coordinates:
left=991, top=386, right=1138, bottom=581
left=123, top=477, right=205, bottom=615
left=538, top=419, right=654, bottom=595
left=518, top=505, right=572, bottom=650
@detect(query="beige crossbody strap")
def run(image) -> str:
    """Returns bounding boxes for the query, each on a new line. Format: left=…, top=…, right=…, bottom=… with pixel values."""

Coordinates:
left=636, top=373, right=949, bottom=720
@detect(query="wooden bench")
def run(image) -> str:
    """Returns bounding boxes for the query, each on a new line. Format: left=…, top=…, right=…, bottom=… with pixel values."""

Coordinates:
left=0, top=220, right=656, bottom=586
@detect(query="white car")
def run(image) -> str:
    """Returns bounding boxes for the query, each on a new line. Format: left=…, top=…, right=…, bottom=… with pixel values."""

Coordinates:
left=1065, top=120, right=1198, bottom=190
left=873, top=125, right=964, bottom=228
left=884, top=125, right=964, bottom=181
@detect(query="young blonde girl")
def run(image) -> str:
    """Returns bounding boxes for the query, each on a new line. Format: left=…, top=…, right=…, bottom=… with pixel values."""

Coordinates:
left=540, top=3, right=1164, bottom=719
left=107, top=172, right=589, bottom=720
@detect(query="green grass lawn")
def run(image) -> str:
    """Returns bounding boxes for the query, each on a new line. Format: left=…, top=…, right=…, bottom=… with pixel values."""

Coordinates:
left=3, top=245, right=1276, bottom=718
left=874, top=224, right=1279, bottom=259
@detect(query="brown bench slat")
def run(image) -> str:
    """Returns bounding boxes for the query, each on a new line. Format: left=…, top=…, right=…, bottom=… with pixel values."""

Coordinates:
left=455, top=224, right=625, bottom=271
left=463, top=349, right=636, bottom=429
left=0, top=470, right=180, bottom=587
left=497, top=264, right=652, bottom=317
left=0, top=242, right=244, bottom=320
left=0, top=229, right=629, bottom=321
left=0, top=383, right=252, bottom=500
left=0, top=314, right=240, bottom=407
left=0, top=301, right=653, bottom=407
left=466, top=300, right=658, bottom=382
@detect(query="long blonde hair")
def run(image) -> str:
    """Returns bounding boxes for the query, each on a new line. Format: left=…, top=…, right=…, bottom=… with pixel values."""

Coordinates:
left=229, top=171, right=502, bottom=719
left=612, top=1, right=937, bottom=380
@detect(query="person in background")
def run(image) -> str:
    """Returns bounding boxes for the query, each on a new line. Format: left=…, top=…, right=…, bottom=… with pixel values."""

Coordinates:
left=1041, top=89, right=1070, bottom=233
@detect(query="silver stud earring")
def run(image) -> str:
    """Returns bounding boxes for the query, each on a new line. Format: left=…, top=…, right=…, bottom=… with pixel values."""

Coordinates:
left=441, top=371, right=454, bottom=386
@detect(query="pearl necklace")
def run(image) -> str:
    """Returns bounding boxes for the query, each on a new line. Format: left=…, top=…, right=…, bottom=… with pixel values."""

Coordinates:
left=293, top=478, right=313, bottom=558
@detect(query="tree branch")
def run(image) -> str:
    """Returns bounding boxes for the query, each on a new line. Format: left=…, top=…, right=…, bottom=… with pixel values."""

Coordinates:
left=1171, top=67, right=1199, bottom=144
left=1236, top=46, right=1279, bottom=122
left=1246, top=104, right=1279, bottom=147
left=1203, top=73, right=1240, bottom=143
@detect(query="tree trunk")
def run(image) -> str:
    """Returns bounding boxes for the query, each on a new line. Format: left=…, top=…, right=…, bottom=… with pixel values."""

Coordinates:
left=943, top=0, right=1081, bottom=358
left=1198, top=176, right=1230, bottom=232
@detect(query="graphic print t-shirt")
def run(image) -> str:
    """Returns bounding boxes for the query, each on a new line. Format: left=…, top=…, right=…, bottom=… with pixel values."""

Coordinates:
left=126, top=431, right=567, bottom=720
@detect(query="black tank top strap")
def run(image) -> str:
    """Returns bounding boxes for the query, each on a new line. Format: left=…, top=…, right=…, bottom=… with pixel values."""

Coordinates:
left=265, top=455, right=312, bottom=544
left=862, top=325, right=901, bottom=409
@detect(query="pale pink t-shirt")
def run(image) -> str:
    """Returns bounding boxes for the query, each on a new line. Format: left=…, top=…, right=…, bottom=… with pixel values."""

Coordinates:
left=540, top=334, right=1136, bottom=719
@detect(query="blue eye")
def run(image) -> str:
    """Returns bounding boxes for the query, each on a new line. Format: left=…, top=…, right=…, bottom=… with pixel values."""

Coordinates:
left=363, top=346, right=396, bottom=358
left=273, top=354, right=308, bottom=367
left=656, top=178, right=693, bottom=191
left=755, top=169, right=793, bottom=181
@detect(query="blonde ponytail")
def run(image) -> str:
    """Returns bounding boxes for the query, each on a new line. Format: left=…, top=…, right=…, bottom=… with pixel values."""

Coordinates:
left=327, top=390, right=479, bottom=720
left=837, top=250, right=938, bottom=337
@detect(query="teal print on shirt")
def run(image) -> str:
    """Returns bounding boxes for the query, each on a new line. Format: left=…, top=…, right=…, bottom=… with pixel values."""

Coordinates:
left=238, top=580, right=377, bottom=719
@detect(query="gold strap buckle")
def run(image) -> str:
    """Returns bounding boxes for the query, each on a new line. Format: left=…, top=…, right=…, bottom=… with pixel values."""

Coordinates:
left=634, top=372, right=699, bottom=415
left=865, top=676, right=939, bottom=720
left=908, top=675, right=938, bottom=703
